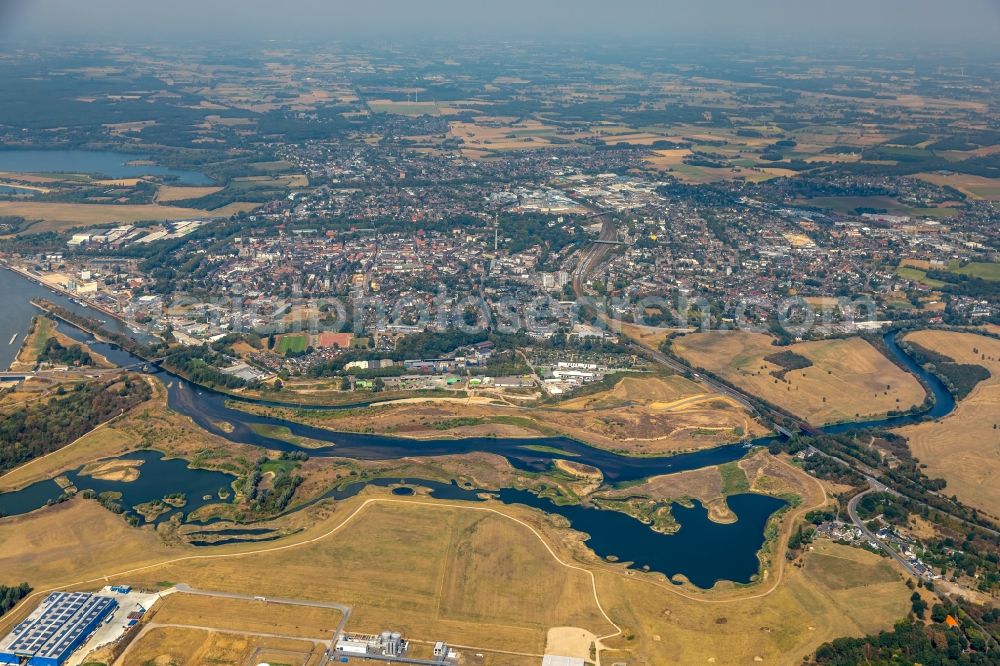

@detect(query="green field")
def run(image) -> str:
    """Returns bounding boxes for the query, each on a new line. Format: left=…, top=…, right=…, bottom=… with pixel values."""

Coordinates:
left=896, top=260, right=1000, bottom=286
left=948, top=260, right=1000, bottom=281
left=895, top=266, right=946, bottom=288
left=276, top=334, right=309, bottom=354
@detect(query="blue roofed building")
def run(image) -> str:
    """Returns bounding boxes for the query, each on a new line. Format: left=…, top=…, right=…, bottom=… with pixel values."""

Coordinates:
left=0, top=592, right=117, bottom=666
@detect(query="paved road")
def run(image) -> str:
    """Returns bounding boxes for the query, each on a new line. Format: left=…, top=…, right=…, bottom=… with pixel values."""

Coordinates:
left=172, top=584, right=351, bottom=665
left=846, top=487, right=999, bottom=653
left=115, top=623, right=330, bottom=666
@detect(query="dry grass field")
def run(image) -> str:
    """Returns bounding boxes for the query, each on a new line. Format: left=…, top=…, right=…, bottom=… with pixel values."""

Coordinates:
left=126, top=500, right=615, bottom=655
left=151, top=593, right=342, bottom=639
left=0, top=201, right=258, bottom=234
left=121, top=626, right=325, bottom=666
left=539, top=374, right=766, bottom=454
left=0, top=474, right=912, bottom=666
left=599, top=450, right=816, bottom=525
left=596, top=538, right=910, bottom=665
left=154, top=184, right=223, bottom=202
left=915, top=172, right=1000, bottom=200
left=672, top=332, right=926, bottom=424
left=895, top=330, right=1000, bottom=517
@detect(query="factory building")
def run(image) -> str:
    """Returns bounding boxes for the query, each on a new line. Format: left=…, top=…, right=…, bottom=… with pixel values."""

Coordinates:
left=0, top=592, right=117, bottom=666
left=334, top=630, right=408, bottom=658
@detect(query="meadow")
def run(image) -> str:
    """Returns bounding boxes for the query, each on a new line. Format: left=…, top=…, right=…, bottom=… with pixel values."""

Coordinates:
left=672, top=332, right=927, bottom=424
left=895, top=330, right=1000, bottom=517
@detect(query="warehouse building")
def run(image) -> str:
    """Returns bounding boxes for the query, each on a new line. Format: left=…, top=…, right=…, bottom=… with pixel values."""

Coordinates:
left=0, top=592, right=117, bottom=666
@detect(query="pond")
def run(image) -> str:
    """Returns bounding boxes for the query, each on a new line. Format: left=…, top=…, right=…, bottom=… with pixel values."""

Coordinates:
left=0, top=450, right=236, bottom=526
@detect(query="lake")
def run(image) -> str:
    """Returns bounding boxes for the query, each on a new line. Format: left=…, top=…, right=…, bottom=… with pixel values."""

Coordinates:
left=0, top=150, right=211, bottom=185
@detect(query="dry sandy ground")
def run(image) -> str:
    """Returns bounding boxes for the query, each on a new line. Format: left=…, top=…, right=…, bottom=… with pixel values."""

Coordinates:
left=544, top=626, right=595, bottom=661
left=895, top=330, right=1000, bottom=517
left=673, top=331, right=926, bottom=424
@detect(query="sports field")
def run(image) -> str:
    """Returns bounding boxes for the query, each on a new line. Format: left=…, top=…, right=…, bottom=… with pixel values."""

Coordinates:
left=895, top=330, right=1000, bottom=517
left=672, top=332, right=927, bottom=424
left=275, top=333, right=310, bottom=354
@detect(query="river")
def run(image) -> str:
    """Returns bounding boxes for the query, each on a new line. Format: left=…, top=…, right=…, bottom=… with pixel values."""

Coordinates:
left=0, top=267, right=958, bottom=585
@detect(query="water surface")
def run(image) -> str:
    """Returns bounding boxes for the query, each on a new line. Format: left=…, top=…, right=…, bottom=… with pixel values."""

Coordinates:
left=0, top=150, right=211, bottom=185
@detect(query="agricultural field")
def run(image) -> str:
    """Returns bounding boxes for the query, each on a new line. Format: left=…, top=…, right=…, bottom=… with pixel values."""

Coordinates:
left=0, top=201, right=257, bottom=234
left=895, top=331, right=1000, bottom=517
left=155, top=184, right=223, bottom=202
left=672, top=332, right=927, bottom=424
left=915, top=172, right=1000, bottom=200
left=367, top=99, right=455, bottom=116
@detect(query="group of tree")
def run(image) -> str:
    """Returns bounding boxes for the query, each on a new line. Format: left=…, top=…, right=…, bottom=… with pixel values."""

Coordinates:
left=162, top=346, right=248, bottom=390
left=0, top=377, right=151, bottom=475
left=37, top=337, right=93, bottom=368
left=0, top=583, right=31, bottom=618
left=809, top=616, right=995, bottom=664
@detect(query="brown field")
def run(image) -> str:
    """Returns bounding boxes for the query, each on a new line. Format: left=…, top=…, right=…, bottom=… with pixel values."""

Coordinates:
left=596, top=537, right=909, bottom=665
left=617, top=321, right=682, bottom=350
left=121, top=626, right=325, bottom=666
left=914, top=172, right=1000, bottom=200
left=120, top=498, right=616, bottom=656
left=673, top=332, right=926, bottom=424
left=0, top=201, right=258, bottom=234
left=155, top=184, right=223, bottom=202
left=152, top=593, right=342, bottom=639
left=895, top=330, right=1000, bottom=517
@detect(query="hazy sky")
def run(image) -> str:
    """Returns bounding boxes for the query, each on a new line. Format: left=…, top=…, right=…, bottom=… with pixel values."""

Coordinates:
left=3, top=0, right=1000, bottom=48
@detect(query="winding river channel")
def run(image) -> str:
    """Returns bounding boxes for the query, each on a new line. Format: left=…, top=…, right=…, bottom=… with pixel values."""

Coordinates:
left=0, top=268, right=956, bottom=587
